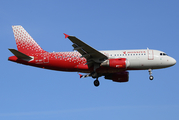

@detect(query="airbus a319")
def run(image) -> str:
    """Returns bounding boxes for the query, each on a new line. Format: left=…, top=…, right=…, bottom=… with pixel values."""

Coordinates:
left=8, top=26, right=176, bottom=87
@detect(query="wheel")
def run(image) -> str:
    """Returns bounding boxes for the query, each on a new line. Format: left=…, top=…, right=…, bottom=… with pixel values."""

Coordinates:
left=94, top=80, right=100, bottom=87
left=149, top=76, right=154, bottom=80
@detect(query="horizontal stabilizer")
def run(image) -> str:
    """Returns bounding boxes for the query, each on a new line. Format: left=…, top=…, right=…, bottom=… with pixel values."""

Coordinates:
left=8, top=48, right=33, bottom=61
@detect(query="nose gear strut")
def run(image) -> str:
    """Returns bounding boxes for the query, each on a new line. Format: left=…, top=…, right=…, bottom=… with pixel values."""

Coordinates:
left=148, top=69, right=154, bottom=80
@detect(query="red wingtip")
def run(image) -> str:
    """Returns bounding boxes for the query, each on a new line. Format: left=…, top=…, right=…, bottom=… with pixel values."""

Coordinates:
left=63, top=33, right=69, bottom=39
left=79, top=74, right=83, bottom=78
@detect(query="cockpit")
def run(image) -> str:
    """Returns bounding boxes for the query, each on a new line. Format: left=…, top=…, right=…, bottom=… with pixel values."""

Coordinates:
left=160, top=53, right=168, bottom=56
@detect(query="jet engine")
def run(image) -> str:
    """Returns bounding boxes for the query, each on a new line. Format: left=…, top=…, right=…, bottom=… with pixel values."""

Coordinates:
left=100, top=58, right=127, bottom=69
left=105, top=72, right=129, bottom=82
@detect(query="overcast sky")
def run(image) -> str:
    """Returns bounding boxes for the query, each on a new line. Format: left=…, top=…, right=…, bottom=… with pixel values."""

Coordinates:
left=0, top=0, right=179, bottom=120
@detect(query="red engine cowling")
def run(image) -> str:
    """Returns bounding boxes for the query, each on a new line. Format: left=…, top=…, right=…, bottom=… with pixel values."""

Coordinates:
left=101, top=58, right=127, bottom=69
left=105, top=72, right=129, bottom=82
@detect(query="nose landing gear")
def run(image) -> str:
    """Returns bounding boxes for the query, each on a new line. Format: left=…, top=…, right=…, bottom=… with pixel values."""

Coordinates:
left=148, top=69, right=154, bottom=80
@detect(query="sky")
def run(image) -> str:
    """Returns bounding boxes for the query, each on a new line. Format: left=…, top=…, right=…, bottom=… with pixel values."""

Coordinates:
left=0, top=0, right=179, bottom=120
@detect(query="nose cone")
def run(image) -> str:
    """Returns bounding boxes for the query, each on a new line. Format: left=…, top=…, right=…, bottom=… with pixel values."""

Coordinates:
left=170, top=57, right=176, bottom=66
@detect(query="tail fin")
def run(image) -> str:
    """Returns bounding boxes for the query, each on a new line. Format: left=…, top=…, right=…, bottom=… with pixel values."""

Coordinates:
left=12, top=26, right=45, bottom=54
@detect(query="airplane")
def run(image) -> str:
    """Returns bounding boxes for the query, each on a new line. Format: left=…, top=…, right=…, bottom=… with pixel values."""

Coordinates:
left=8, top=25, right=176, bottom=87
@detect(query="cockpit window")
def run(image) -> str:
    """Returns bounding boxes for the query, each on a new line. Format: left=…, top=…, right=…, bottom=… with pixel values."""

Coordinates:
left=163, top=53, right=168, bottom=56
left=160, top=53, right=168, bottom=56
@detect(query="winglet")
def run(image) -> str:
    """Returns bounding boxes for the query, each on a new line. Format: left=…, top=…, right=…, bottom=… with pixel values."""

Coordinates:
left=63, top=33, right=69, bottom=39
left=79, top=74, right=83, bottom=78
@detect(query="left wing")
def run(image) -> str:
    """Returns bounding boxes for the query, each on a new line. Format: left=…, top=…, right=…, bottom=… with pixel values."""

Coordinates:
left=64, top=33, right=108, bottom=68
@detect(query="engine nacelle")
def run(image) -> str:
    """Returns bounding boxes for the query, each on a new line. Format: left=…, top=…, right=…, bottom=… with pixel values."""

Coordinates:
left=105, top=72, right=129, bottom=82
left=100, top=58, right=127, bottom=69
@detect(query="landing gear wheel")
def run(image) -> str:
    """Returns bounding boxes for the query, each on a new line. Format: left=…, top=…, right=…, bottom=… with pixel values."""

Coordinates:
left=94, top=80, right=100, bottom=87
left=148, top=69, right=154, bottom=80
left=149, top=76, right=154, bottom=80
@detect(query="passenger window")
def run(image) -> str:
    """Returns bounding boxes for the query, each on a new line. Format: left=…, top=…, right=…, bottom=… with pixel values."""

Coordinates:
left=160, top=53, right=162, bottom=56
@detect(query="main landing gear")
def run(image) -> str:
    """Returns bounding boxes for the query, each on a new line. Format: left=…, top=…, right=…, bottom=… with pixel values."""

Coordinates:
left=148, top=69, right=154, bottom=80
left=94, top=78, right=100, bottom=87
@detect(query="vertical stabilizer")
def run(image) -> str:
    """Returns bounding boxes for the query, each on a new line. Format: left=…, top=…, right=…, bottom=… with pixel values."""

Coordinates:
left=12, top=26, right=45, bottom=54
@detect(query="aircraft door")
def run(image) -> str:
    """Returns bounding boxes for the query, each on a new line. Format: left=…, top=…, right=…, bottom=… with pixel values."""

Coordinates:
left=148, top=49, right=154, bottom=60
left=43, top=53, right=49, bottom=63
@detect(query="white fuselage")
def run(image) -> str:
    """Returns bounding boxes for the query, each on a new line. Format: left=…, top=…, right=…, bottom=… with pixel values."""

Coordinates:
left=101, top=49, right=176, bottom=70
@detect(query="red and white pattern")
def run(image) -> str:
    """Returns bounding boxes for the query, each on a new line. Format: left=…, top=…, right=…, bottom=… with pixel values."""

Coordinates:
left=12, top=26, right=45, bottom=54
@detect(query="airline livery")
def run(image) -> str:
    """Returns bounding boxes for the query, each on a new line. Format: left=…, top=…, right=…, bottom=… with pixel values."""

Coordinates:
left=8, top=26, right=176, bottom=87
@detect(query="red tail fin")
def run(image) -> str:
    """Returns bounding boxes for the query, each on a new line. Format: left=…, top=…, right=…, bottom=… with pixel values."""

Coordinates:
left=12, top=26, right=45, bottom=54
